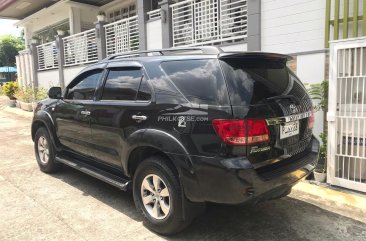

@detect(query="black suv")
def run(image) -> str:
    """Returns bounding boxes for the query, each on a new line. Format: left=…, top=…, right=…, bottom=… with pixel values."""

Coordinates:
left=32, top=47, right=319, bottom=234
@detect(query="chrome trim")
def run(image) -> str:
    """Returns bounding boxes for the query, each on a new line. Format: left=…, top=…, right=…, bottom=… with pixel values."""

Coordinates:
left=266, top=111, right=311, bottom=126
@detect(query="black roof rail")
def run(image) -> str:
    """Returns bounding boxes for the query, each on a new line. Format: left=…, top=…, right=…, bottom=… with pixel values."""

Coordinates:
left=103, top=46, right=224, bottom=61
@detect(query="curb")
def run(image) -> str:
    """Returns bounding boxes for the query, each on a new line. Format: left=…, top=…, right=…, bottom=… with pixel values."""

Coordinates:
left=291, top=181, right=366, bottom=223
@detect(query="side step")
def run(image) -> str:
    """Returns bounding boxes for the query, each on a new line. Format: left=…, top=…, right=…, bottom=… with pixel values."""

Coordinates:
left=55, top=155, right=130, bottom=191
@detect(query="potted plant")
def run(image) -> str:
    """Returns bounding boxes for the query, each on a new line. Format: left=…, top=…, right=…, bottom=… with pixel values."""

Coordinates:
left=313, top=132, right=327, bottom=182
left=57, top=29, right=65, bottom=36
left=97, top=11, right=106, bottom=22
left=31, top=36, right=39, bottom=44
left=306, top=80, right=329, bottom=182
left=2, top=82, right=18, bottom=107
left=15, top=86, right=34, bottom=112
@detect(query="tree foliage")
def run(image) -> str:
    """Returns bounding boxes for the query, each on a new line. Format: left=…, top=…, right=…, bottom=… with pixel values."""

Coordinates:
left=305, top=80, right=329, bottom=172
left=0, top=35, right=24, bottom=66
left=305, top=80, right=329, bottom=112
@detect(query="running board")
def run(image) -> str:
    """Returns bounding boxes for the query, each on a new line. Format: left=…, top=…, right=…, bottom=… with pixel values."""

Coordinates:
left=55, top=155, right=130, bottom=191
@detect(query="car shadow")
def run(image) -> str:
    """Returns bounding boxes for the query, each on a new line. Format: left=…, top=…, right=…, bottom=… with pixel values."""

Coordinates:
left=52, top=166, right=366, bottom=241
left=51, top=165, right=142, bottom=222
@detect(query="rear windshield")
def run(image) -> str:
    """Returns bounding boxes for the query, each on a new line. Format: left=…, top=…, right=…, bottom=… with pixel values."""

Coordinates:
left=220, top=58, right=290, bottom=105
left=161, top=59, right=229, bottom=106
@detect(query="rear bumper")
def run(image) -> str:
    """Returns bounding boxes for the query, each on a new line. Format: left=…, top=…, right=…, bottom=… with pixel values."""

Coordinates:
left=182, top=136, right=319, bottom=204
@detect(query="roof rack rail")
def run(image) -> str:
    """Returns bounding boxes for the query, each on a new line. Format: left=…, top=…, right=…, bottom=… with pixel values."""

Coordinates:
left=103, top=46, right=224, bottom=61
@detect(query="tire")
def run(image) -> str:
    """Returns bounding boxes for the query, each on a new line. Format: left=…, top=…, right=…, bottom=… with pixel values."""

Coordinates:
left=133, top=155, right=193, bottom=235
left=34, top=127, right=62, bottom=173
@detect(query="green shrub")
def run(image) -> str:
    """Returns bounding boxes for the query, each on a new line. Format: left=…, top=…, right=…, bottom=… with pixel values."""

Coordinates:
left=34, top=87, right=48, bottom=101
left=305, top=80, right=329, bottom=173
left=97, top=10, right=106, bottom=16
left=15, top=85, right=35, bottom=103
left=14, top=86, right=48, bottom=103
left=2, top=81, right=18, bottom=100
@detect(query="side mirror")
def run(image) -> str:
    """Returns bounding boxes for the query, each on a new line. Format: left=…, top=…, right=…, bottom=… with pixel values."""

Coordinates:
left=48, top=87, right=62, bottom=99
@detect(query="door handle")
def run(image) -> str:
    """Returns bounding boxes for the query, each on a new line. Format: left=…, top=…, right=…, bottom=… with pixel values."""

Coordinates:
left=132, top=115, right=147, bottom=122
left=80, top=110, right=91, bottom=116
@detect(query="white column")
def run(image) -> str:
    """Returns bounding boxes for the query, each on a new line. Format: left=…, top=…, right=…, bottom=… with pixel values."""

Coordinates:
left=15, top=56, right=22, bottom=87
left=69, top=6, right=82, bottom=34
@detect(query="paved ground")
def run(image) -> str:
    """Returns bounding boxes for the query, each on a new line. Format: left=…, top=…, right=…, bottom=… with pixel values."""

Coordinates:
left=0, top=97, right=366, bottom=241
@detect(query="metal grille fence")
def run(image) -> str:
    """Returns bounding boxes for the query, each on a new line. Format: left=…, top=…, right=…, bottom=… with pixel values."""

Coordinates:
left=147, top=9, right=161, bottom=21
left=329, top=39, right=366, bottom=192
left=63, top=29, right=98, bottom=67
left=104, top=16, right=139, bottom=56
left=36, top=42, right=58, bottom=70
left=171, top=0, right=247, bottom=47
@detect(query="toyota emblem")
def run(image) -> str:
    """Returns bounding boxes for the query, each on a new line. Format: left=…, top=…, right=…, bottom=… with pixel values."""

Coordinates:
left=289, top=104, right=298, bottom=114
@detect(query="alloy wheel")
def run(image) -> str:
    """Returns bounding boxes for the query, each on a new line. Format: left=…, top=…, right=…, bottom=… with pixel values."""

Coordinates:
left=37, top=136, right=49, bottom=164
left=140, top=174, right=171, bottom=220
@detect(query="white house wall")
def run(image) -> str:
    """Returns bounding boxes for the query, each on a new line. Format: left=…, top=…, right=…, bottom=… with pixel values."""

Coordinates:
left=23, top=5, right=70, bottom=46
left=146, top=20, right=162, bottom=50
left=296, top=53, right=326, bottom=141
left=261, top=0, right=326, bottom=54
left=64, top=66, right=85, bottom=86
left=221, top=43, right=247, bottom=52
left=37, top=70, right=60, bottom=89
left=79, top=6, right=99, bottom=30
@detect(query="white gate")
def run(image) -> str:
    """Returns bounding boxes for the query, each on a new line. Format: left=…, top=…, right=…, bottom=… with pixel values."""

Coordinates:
left=328, top=38, right=366, bottom=192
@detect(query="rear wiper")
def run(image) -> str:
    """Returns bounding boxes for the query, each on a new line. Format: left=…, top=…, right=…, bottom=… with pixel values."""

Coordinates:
left=266, top=95, right=300, bottom=104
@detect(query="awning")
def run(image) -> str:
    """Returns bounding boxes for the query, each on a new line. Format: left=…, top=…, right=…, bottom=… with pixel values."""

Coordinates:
left=0, top=0, right=114, bottom=19
left=0, top=66, right=17, bottom=73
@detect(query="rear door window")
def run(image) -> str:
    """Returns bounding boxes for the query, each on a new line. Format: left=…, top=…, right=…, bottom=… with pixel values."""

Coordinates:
left=101, top=68, right=143, bottom=101
left=161, top=59, right=229, bottom=106
left=220, top=58, right=290, bottom=105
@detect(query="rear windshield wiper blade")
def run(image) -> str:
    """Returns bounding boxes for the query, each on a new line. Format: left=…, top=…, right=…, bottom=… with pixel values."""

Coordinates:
left=266, top=95, right=300, bottom=104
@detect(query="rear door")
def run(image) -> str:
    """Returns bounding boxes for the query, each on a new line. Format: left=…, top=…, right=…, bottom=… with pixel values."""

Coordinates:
left=89, top=62, right=153, bottom=168
left=55, top=68, right=104, bottom=158
left=220, top=55, right=314, bottom=165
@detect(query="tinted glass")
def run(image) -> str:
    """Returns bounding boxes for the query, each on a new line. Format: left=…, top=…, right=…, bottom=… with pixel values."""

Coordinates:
left=66, top=69, right=102, bottom=100
left=220, top=58, right=290, bottom=105
left=161, top=59, right=229, bottom=106
left=137, top=77, right=151, bottom=101
left=102, top=68, right=142, bottom=100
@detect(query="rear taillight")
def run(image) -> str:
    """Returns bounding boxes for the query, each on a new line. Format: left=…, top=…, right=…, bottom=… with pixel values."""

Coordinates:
left=308, top=109, right=315, bottom=129
left=212, top=119, right=269, bottom=145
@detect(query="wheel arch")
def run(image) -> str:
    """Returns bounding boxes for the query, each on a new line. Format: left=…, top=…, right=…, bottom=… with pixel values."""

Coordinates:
left=31, top=111, right=60, bottom=150
left=127, top=146, right=176, bottom=176
left=124, top=129, right=194, bottom=177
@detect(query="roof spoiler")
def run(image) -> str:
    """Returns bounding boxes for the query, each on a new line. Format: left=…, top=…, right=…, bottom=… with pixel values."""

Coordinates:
left=218, top=52, right=292, bottom=63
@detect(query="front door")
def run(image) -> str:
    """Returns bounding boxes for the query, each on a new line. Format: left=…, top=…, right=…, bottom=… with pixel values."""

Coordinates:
left=89, top=63, right=153, bottom=169
left=55, top=69, right=104, bottom=158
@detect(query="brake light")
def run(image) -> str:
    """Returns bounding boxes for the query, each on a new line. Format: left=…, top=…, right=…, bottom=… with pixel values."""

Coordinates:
left=212, top=119, right=269, bottom=145
left=308, top=109, right=315, bottom=129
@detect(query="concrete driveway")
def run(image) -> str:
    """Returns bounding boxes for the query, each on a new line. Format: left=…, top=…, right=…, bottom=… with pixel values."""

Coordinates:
left=0, top=99, right=365, bottom=241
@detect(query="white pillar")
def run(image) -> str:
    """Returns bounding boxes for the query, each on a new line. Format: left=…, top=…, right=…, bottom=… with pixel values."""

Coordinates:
left=15, top=56, right=22, bottom=87
left=69, top=6, right=82, bottom=34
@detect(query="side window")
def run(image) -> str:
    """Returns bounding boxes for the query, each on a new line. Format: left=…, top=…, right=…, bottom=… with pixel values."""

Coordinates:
left=66, top=69, right=103, bottom=100
left=136, top=77, right=151, bottom=101
left=102, top=68, right=143, bottom=101
left=161, top=59, right=229, bottom=106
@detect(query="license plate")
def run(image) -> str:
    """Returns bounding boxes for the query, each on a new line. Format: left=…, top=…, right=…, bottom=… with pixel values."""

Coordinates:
left=280, top=121, right=299, bottom=139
